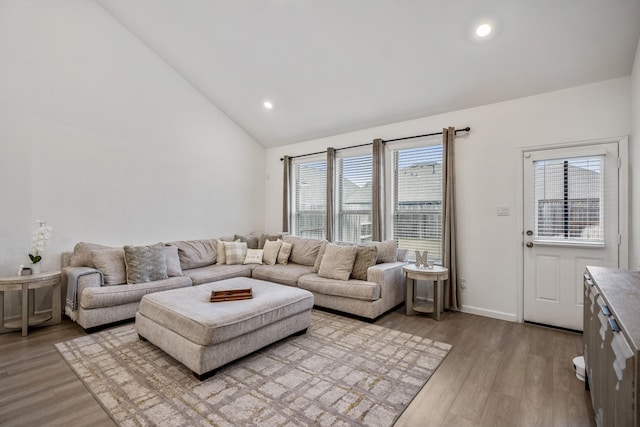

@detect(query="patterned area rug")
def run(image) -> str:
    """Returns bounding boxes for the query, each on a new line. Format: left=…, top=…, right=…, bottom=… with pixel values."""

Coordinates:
left=56, top=310, right=451, bottom=426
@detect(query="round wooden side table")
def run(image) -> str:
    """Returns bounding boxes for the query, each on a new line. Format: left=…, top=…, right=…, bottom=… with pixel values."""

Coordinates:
left=0, top=270, right=62, bottom=336
left=403, top=264, right=449, bottom=320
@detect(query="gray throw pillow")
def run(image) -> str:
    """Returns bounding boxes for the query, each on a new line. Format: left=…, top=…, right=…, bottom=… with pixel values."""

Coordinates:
left=164, top=245, right=183, bottom=277
left=91, top=248, right=126, bottom=285
left=351, top=245, right=378, bottom=281
left=124, top=243, right=168, bottom=284
left=234, top=234, right=259, bottom=250
left=318, top=243, right=357, bottom=281
left=365, top=240, right=398, bottom=264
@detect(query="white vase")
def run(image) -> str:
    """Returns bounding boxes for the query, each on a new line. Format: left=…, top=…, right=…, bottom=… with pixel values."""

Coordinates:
left=31, top=263, right=42, bottom=274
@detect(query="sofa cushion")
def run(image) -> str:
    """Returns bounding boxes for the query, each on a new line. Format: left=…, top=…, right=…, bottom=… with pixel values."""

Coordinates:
left=252, top=263, right=314, bottom=287
left=277, top=241, right=292, bottom=265
left=169, top=239, right=217, bottom=270
left=91, top=248, right=126, bottom=286
left=263, top=240, right=282, bottom=265
left=164, top=245, right=183, bottom=277
left=243, top=249, right=264, bottom=265
left=351, top=245, right=378, bottom=281
left=298, top=274, right=381, bottom=301
left=79, top=276, right=192, bottom=309
left=70, top=242, right=111, bottom=268
left=124, top=243, right=168, bottom=284
left=137, top=278, right=314, bottom=347
left=318, top=243, right=357, bottom=281
left=364, top=240, right=398, bottom=263
left=224, top=241, right=247, bottom=265
left=283, top=236, right=326, bottom=267
left=258, top=233, right=283, bottom=249
left=183, top=264, right=253, bottom=286
left=234, top=234, right=259, bottom=250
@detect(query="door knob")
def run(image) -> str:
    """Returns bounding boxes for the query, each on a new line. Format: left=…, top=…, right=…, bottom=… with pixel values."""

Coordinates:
left=526, top=242, right=534, bottom=248
left=526, top=230, right=533, bottom=236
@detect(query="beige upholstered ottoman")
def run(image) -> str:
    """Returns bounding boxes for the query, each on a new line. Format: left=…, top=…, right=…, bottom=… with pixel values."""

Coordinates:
left=135, top=277, right=314, bottom=380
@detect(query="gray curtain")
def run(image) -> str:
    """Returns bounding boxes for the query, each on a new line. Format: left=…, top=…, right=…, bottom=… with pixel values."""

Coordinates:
left=326, top=148, right=335, bottom=241
left=372, top=139, right=384, bottom=241
left=282, top=155, right=291, bottom=233
left=442, top=127, right=459, bottom=310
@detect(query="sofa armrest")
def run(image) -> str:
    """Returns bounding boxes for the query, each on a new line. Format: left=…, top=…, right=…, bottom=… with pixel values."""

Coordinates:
left=367, top=261, right=407, bottom=307
left=62, top=266, right=103, bottom=296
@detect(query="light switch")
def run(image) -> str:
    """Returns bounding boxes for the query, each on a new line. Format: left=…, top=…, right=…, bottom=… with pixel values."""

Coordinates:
left=497, top=205, right=510, bottom=216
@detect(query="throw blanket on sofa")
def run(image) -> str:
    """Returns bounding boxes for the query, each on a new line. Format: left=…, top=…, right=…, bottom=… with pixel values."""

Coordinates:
left=65, top=267, right=103, bottom=321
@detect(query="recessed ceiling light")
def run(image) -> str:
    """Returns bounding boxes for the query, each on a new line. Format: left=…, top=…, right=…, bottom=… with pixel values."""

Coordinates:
left=476, top=23, right=492, bottom=37
left=263, top=100, right=273, bottom=110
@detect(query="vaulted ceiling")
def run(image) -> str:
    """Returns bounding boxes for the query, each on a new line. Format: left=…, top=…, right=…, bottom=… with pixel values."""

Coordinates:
left=98, top=0, right=640, bottom=148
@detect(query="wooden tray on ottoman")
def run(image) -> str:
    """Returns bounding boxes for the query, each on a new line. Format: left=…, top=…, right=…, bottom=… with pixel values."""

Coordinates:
left=210, top=288, right=252, bottom=302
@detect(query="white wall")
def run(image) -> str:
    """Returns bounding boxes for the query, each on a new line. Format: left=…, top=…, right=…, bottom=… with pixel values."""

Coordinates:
left=0, top=1, right=265, bottom=279
left=264, top=78, right=631, bottom=321
left=631, top=36, right=640, bottom=271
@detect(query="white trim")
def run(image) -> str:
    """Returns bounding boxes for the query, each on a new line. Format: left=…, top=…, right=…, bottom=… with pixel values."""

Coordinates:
left=458, top=305, right=518, bottom=323
left=618, top=136, right=629, bottom=269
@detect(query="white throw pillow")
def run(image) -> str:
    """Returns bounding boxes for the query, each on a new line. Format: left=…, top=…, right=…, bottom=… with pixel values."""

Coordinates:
left=243, top=249, right=264, bottom=265
left=277, top=241, right=293, bottom=265
left=263, top=240, right=283, bottom=265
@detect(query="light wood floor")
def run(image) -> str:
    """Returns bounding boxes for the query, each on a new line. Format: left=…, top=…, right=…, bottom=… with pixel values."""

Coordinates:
left=0, top=308, right=595, bottom=427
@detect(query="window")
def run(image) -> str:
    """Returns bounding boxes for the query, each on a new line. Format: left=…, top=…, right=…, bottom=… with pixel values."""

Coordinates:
left=534, top=156, right=603, bottom=243
left=390, top=144, right=443, bottom=262
left=291, top=158, right=327, bottom=239
left=336, top=152, right=373, bottom=243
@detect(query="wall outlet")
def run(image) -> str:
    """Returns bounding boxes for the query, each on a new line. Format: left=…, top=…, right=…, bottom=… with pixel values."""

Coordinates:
left=460, top=278, right=467, bottom=289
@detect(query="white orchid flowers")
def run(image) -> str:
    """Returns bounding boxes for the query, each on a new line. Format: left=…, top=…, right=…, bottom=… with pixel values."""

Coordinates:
left=29, top=220, right=52, bottom=264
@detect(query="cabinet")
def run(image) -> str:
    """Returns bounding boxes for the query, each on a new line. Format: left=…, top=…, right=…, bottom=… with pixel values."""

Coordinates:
left=584, top=266, right=639, bottom=427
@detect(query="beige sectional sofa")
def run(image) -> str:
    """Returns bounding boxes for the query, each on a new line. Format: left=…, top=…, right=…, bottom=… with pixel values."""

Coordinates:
left=62, top=234, right=408, bottom=330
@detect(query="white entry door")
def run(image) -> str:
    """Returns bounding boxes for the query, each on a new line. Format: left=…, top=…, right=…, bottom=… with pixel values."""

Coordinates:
left=523, top=143, right=620, bottom=331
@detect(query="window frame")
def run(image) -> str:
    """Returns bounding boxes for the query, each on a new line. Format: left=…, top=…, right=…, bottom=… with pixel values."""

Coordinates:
left=290, top=154, right=328, bottom=240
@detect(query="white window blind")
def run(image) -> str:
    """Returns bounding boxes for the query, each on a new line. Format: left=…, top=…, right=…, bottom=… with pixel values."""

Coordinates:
left=336, top=153, right=372, bottom=243
left=391, top=145, right=443, bottom=262
left=292, top=159, right=327, bottom=239
left=534, top=156, right=604, bottom=243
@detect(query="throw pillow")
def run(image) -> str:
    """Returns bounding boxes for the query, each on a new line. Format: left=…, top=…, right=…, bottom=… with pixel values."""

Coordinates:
left=318, top=243, right=357, bottom=281
left=216, top=239, right=227, bottom=265
left=70, top=242, right=111, bottom=268
left=123, top=243, right=168, bottom=284
left=365, top=240, right=398, bottom=264
left=312, top=241, right=329, bottom=273
left=243, top=249, right=264, bottom=265
left=91, top=248, right=126, bottom=286
left=224, top=241, right=247, bottom=265
left=164, top=245, right=183, bottom=277
left=277, top=241, right=292, bottom=265
left=235, top=234, right=259, bottom=250
left=350, top=245, right=378, bottom=281
left=263, top=240, right=282, bottom=265
left=258, top=233, right=282, bottom=249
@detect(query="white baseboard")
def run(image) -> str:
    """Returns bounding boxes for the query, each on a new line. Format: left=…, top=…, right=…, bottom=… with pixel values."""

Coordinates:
left=458, top=304, right=518, bottom=323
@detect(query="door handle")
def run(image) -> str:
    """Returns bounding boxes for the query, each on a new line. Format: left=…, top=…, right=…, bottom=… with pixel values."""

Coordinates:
left=526, top=242, right=534, bottom=248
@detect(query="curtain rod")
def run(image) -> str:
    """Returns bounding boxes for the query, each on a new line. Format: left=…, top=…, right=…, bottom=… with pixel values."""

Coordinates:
left=280, top=126, right=470, bottom=161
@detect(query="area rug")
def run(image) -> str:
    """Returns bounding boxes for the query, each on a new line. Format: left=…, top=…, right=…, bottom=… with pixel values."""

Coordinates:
left=56, top=310, right=451, bottom=427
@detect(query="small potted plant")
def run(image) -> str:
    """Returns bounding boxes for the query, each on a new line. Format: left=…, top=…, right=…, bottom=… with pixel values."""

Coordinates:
left=29, top=220, right=52, bottom=274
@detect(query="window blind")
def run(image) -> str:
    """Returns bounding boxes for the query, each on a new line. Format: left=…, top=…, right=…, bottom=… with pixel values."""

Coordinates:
left=391, top=145, right=443, bottom=262
left=336, top=153, right=373, bottom=243
left=534, top=156, right=603, bottom=243
left=292, top=159, right=327, bottom=239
